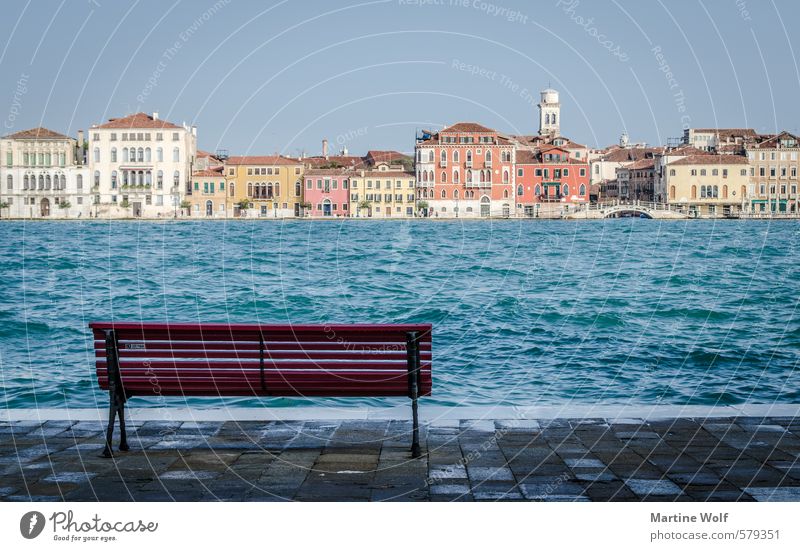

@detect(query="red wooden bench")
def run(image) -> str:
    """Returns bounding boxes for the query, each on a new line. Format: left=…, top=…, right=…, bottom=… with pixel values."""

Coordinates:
left=90, top=322, right=432, bottom=458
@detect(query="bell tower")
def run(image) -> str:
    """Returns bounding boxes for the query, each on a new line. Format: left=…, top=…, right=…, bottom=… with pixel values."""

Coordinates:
left=538, top=88, right=560, bottom=137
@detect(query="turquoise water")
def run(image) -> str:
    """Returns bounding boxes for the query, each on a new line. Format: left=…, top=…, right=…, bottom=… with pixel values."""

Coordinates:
left=0, top=219, right=798, bottom=409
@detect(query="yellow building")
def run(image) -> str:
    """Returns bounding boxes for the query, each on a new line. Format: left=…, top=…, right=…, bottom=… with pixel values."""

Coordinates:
left=665, top=155, right=749, bottom=217
left=224, top=156, right=304, bottom=217
left=349, top=164, right=416, bottom=218
left=188, top=169, right=228, bottom=217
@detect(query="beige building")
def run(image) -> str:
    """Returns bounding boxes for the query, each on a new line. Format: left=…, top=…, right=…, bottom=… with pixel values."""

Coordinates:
left=349, top=164, right=416, bottom=218
left=188, top=168, right=228, bottom=217
left=745, top=131, right=799, bottom=214
left=664, top=155, right=749, bottom=217
left=224, top=156, right=304, bottom=218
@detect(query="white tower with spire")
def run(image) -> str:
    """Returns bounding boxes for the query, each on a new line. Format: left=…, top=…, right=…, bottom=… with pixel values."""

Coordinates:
left=538, top=88, right=560, bottom=137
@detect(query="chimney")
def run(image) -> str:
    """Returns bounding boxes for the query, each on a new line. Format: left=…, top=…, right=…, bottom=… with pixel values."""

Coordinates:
left=77, top=130, right=84, bottom=145
left=191, top=125, right=197, bottom=137
left=153, top=111, right=159, bottom=120
left=322, top=139, right=329, bottom=159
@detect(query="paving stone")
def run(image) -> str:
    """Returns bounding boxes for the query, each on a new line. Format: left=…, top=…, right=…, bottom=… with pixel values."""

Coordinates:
left=467, top=466, right=515, bottom=482
left=744, top=487, right=800, bottom=501
left=42, top=471, right=98, bottom=484
left=565, top=458, right=605, bottom=468
left=626, top=478, right=683, bottom=496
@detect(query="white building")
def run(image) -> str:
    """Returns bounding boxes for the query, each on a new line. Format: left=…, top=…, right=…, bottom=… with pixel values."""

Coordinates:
left=0, top=127, right=90, bottom=219
left=88, top=112, right=197, bottom=218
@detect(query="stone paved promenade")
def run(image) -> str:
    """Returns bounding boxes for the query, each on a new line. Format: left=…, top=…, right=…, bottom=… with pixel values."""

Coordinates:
left=2, top=407, right=800, bottom=502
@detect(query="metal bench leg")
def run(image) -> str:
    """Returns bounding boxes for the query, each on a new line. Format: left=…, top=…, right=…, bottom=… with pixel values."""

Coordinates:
left=117, top=396, right=129, bottom=452
left=407, top=331, right=422, bottom=459
left=411, top=394, right=421, bottom=458
left=101, top=396, right=116, bottom=458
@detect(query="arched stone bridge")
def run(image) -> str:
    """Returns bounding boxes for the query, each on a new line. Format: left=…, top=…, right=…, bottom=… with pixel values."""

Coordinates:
left=564, top=202, right=689, bottom=220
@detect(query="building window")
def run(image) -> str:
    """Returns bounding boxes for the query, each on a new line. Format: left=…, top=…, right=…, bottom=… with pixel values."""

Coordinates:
left=172, top=148, right=180, bottom=162
left=6, top=174, right=12, bottom=189
left=579, top=184, right=586, bottom=196
left=93, top=148, right=100, bottom=162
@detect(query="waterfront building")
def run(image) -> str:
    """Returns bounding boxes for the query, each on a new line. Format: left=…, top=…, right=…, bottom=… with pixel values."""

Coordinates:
left=349, top=165, right=416, bottom=218
left=615, top=158, right=656, bottom=202
left=514, top=147, right=590, bottom=217
left=303, top=167, right=351, bottom=217
left=744, top=131, right=800, bottom=214
left=664, top=154, right=749, bottom=216
left=188, top=168, right=227, bottom=217
left=0, top=127, right=90, bottom=218
left=415, top=122, right=515, bottom=218
left=224, top=155, right=304, bottom=217
left=683, top=128, right=759, bottom=153
left=591, top=146, right=662, bottom=201
left=88, top=112, right=197, bottom=218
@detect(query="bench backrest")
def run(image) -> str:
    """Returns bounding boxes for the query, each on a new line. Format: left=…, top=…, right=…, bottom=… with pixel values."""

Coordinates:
left=90, top=322, right=432, bottom=398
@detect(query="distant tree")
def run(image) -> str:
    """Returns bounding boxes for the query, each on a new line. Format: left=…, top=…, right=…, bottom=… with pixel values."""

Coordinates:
left=0, top=201, right=9, bottom=219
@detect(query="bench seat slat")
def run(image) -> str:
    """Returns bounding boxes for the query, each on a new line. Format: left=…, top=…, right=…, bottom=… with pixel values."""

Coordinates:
left=97, top=350, right=432, bottom=361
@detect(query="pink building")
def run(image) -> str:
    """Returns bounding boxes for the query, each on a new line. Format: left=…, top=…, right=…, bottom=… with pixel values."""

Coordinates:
left=303, top=168, right=351, bottom=217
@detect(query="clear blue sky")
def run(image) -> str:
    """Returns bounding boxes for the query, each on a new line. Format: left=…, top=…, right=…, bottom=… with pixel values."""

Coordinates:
left=2, top=0, right=798, bottom=156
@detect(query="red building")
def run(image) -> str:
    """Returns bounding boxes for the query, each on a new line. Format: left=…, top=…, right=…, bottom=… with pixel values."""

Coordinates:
left=415, top=122, right=516, bottom=217
left=514, top=145, right=590, bottom=216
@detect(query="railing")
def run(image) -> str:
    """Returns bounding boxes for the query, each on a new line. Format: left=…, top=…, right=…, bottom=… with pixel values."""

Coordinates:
left=570, top=200, right=686, bottom=214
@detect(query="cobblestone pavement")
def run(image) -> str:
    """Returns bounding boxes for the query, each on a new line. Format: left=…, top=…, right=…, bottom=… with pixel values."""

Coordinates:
left=2, top=416, right=800, bottom=502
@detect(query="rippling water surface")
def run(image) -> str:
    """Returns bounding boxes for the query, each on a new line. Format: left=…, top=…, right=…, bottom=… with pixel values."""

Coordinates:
left=0, top=219, right=798, bottom=408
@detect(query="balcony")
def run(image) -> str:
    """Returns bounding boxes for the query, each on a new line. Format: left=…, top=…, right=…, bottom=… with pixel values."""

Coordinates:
left=485, top=160, right=492, bottom=168
left=439, top=160, right=447, bottom=168
left=538, top=194, right=563, bottom=203
left=465, top=161, right=473, bottom=168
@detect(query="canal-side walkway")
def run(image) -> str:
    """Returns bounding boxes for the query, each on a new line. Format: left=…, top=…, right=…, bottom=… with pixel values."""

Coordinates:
left=1, top=405, right=799, bottom=502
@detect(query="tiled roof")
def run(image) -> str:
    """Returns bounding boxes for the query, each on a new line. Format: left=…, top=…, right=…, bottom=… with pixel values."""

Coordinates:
left=95, top=112, right=182, bottom=130
left=3, top=127, right=71, bottom=140
left=750, top=131, right=800, bottom=149
left=668, top=154, right=748, bottom=166
left=440, top=122, right=497, bottom=133
left=621, top=159, right=655, bottom=170
left=192, top=169, right=224, bottom=177
left=303, top=155, right=366, bottom=168
left=365, top=150, right=411, bottom=164
left=601, top=147, right=662, bottom=162
left=226, top=155, right=301, bottom=166
left=692, top=128, right=757, bottom=137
